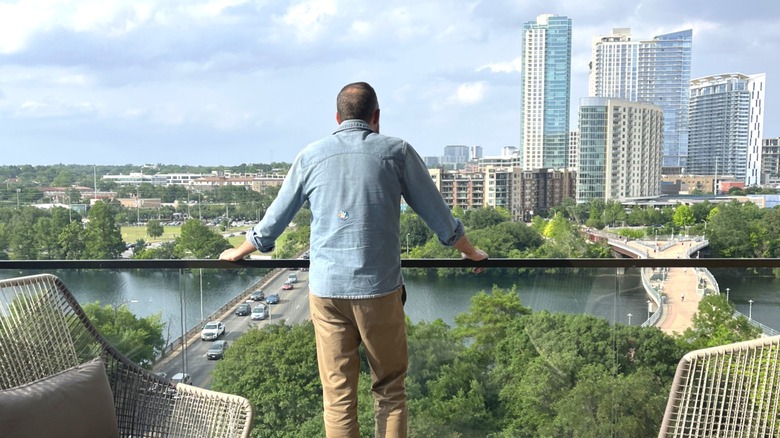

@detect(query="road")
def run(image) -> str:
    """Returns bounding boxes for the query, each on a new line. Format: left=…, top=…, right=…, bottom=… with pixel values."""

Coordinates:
left=155, top=268, right=311, bottom=388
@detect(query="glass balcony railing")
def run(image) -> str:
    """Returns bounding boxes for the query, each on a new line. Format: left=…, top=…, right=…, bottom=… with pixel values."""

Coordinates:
left=2, top=257, right=779, bottom=437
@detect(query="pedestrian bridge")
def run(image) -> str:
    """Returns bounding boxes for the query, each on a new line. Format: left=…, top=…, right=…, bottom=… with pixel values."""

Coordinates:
left=592, top=231, right=710, bottom=335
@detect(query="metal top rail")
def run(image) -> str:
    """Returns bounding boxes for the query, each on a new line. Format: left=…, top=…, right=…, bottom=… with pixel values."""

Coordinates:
left=2, top=258, right=780, bottom=270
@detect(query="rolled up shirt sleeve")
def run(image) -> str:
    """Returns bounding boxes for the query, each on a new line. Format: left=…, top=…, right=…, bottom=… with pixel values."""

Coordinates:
left=245, top=154, right=308, bottom=253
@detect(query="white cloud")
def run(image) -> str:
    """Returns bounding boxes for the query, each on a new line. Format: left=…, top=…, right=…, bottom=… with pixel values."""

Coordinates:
left=16, top=99, right=100, bottom=118
left=0, top=1, right=56, bottom=53
left=479, top=57, right=522, bottom=74
left=275, top=0, right=338, bottom=42
left=455, top=82, right=486, bottom=105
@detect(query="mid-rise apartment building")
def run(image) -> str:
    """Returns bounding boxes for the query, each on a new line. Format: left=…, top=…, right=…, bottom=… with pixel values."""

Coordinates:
left=762, top=138, right=780, bottom=183
left=577, top=98, right=663, bottom=202
left=428, top=168, right=485, bottom=210
left=512, top=168, right=577, bottom=221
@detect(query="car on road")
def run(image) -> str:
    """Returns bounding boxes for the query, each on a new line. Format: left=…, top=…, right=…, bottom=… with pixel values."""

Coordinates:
left=200, top=321, right=225, bottom=340
left=249, top=290, right=265, bottom=301
left=206, top=340, right=229, bottom=360
left=266, top=293, right=280, bottom=304
left=282, top=281, right=293, bottom=290
left=287, top=273, right=298, bottom=283
left=251, top=304, right=268, bottom=320
left=235, top=303, right=251, bottom=316
left=171, top=372, right=192, bottom=385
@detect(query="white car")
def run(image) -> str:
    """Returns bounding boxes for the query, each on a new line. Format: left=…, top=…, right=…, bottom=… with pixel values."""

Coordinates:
left=251, top=304, right=268, bottom=320
left=200, top=321, right=225, bottom=341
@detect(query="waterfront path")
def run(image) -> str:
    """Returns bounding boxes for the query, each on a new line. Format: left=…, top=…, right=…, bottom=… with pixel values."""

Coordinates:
left=626, top=239, right=703, bottom=335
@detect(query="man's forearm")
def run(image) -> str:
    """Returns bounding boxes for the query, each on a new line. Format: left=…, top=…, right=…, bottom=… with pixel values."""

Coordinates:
left=453, top=235, right=485, bottom=260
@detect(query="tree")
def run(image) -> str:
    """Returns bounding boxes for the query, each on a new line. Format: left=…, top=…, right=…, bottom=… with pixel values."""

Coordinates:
left=133, top=241, right=176, bottom=259
left=462, top=207, right=510, bottom=230
left=706, top=202, right=763, bottom=257
left=81, top=302, right=165, bottom=368
left=400, top=212, right=433, bottom=250
left=211, top=323, right=323, bottom=437
left=146, top=219, right=164, bottom=238
left=57, top=221, right=86, bottom=260
left=83, top=201, right=126, bottom=259
left=549, top=367, right=666, bottom=438
left=673, top=204, right=695, bottom=229
left=175, top=219, right=231, bottom=259
left=677, top=294, right=761, bottom=350
left=453, top=285, right=531, bottom=353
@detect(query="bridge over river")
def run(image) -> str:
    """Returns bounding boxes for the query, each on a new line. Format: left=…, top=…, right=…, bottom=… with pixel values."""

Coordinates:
left=594, top=231, right=710, bottom=335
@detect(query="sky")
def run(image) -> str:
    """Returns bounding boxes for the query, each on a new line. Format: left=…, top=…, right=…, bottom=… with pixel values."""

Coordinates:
left=1, top=0, right=779, bottom=166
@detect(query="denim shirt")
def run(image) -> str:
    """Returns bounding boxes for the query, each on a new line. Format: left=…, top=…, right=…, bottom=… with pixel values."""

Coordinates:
left=246, top=120, right=464, bottom=299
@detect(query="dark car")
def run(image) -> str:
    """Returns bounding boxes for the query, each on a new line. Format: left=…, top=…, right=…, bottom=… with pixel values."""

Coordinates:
left=266, top=293, right=280, bottom=304
left=235, top=303, right=251, bottom=316
left=207, top=340, right=229, bottom=360
left=249, top=290, right=265, bottom=301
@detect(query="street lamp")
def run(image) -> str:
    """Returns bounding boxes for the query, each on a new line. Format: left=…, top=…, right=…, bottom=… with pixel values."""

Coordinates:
left=749, top=299, right=754, bottom=320
left=627, top=313, right=632, bottom=325
left=647, top=300, right=652, bottom=320
left=726, top=287, right=730, bottom=301
left=406, top=233, right=410, bottom=255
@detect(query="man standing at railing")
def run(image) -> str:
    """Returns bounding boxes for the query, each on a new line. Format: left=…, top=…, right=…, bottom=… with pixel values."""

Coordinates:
left=219, top=81, right=487, bottom=438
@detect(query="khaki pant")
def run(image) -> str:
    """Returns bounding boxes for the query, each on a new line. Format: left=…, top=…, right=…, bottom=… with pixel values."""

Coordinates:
left=309, top=287, right=408, bottom=438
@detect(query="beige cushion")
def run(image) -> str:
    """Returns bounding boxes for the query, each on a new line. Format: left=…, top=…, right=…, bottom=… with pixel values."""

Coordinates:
left=0, top=357, right=119, bottom=438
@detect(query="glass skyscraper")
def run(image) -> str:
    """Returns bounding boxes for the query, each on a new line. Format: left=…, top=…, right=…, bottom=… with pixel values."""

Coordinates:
left=519, top=14, right=572, bottom=171
left=590, top=28, right=692, bottom=170
left=688, top=73, right=766, bottom=186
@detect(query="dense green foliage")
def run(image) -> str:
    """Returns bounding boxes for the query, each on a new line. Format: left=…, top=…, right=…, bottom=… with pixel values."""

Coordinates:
left=82, top=302, right=166, bottom=368
left=212, top=287, right=684, bottom=437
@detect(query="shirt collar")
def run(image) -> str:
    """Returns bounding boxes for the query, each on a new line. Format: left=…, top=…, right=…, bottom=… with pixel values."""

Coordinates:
left=333, top=119, right=373, bottom=134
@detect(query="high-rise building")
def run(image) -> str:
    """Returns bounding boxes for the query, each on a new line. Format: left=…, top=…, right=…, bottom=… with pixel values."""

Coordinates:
left=589, top=28, right=692, bottom=170
left=568, top=131, right=579, bottom=170
left=519, top=14, right=572, bottom=171
left=687, top=73, right=766, bottom=186
left=577, top=98, right=663, bottom=202
left=469, top=146, right=483, bottom=161
left=442, top=145, right=470, bottom=167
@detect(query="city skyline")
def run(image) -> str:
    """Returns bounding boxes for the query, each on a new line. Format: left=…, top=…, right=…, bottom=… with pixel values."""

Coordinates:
left=1, top=1, right=779, bottom=166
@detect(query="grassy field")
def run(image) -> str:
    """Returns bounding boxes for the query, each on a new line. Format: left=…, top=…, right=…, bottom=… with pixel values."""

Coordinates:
left=121, top=225, right=181, bottom=243
left=121, top=225, right=250, bottom=247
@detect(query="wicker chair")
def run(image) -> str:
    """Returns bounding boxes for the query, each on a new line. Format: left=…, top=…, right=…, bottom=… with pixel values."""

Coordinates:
left=659, top=335, right=780, bottom=437
left=0, top=274, right=253, bottom=438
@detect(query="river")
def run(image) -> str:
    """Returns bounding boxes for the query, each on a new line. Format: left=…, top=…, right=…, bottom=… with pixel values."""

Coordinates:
left=2, top=267, right=778, bottom=336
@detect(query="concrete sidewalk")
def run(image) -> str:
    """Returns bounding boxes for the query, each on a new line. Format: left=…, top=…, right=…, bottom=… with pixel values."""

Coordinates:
left=628, top=240, right=701, bottom=335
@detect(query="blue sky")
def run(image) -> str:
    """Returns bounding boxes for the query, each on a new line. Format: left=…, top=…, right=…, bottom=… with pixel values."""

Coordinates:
left=1, top=0, right=779, bottom=166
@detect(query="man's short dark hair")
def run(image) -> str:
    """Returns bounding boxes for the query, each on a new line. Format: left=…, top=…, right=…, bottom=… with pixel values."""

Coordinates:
left=337, top=82, right=378, bottom=123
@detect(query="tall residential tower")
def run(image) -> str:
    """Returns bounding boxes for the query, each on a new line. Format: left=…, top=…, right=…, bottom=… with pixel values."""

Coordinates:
left=519, top=14, right=572, bottom=171
left=589, top=28, right=692, bottom=170
left=687, top=73, right=766, bottom=186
